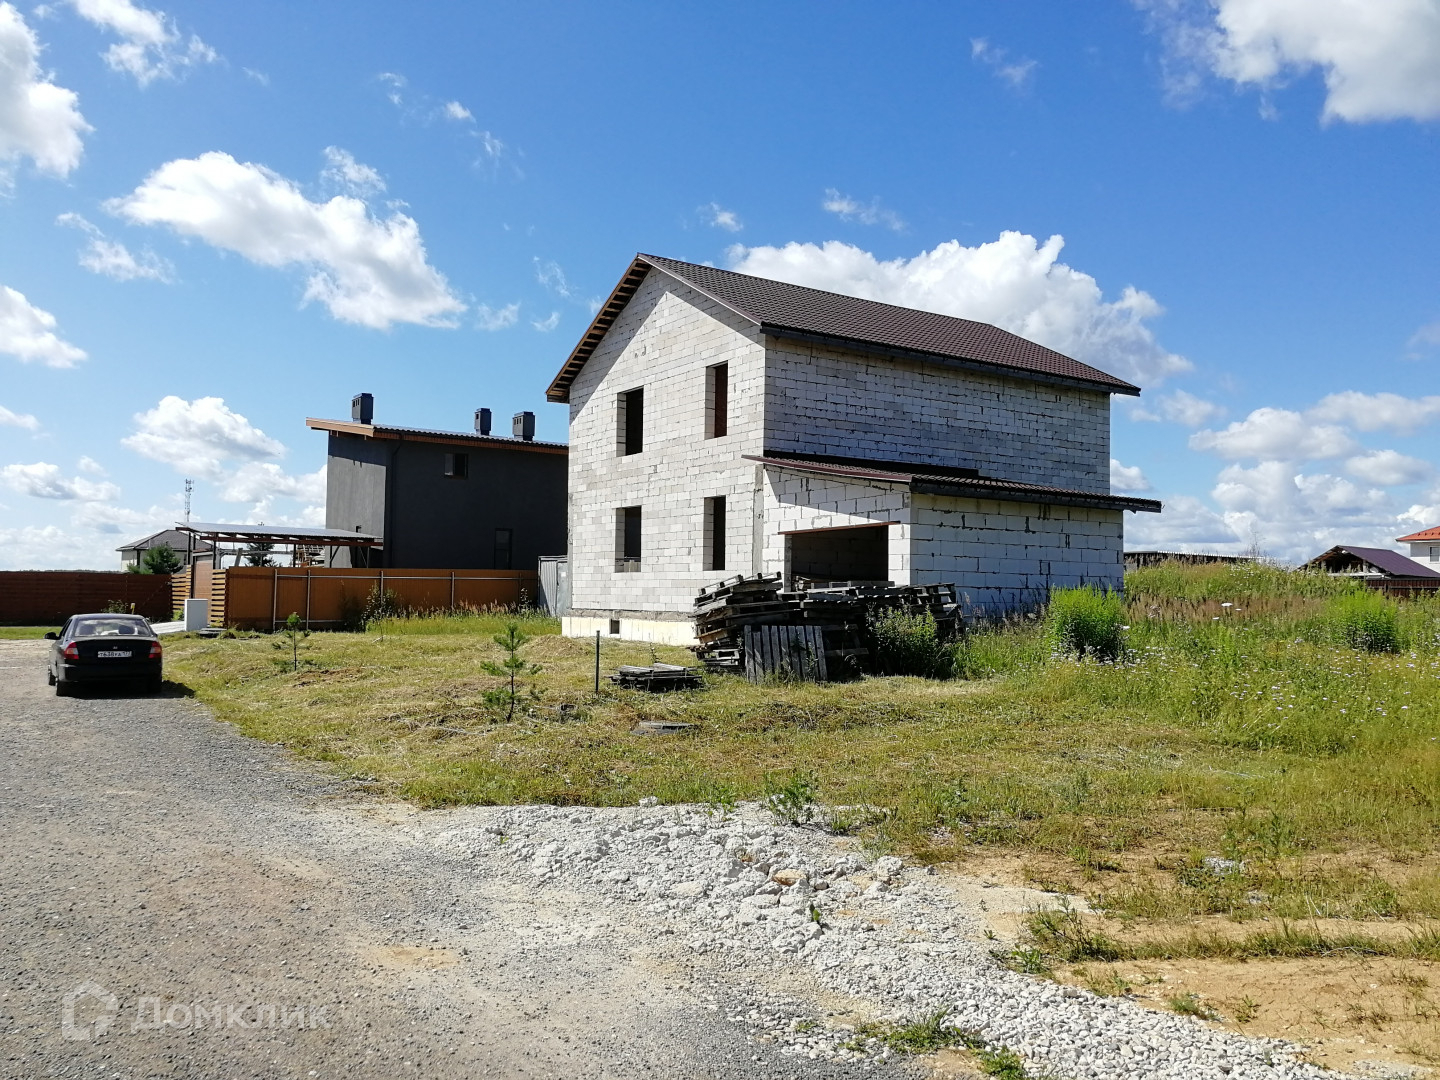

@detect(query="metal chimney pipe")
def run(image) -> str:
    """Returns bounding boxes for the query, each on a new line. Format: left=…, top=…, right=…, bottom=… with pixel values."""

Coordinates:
left=512, top=411, right=535, bottom=441
left=474, top=408, right=492, bottom=436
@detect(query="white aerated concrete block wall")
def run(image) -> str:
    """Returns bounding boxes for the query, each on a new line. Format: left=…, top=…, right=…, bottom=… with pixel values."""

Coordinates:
left=564, top=272, right=766, bottom=632
left=760, top=469, right=913, bottom=584
left=908, top=493, right=1124, bottom=613
left=763, top=339, right=1111, bottom=493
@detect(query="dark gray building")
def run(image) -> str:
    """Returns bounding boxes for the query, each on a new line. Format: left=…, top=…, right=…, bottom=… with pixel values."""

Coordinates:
left=308, top=396, right=567, bottom=569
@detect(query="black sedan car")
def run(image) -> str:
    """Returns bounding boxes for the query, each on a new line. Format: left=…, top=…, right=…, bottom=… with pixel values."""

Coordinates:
left=45, top=613, right=163, bottom=695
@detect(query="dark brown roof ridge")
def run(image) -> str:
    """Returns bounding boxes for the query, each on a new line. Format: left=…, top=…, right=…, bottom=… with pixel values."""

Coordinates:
left=546, top=254, right=1142, bottom=403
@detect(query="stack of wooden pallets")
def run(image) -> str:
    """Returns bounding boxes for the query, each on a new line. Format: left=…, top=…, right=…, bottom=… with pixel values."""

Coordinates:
left=610, top=663, right=704, bottom=692
left=692, top=575, right=961, bottom=681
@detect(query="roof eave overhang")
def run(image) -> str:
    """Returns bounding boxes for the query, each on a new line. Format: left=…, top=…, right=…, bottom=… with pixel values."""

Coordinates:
left=746, top=455, right=1162, bottom=514
left=306, top=418, right=567, bottom=454
left=909, top=478, right=1161, bottom=513
left=546, top=257, right=655, bottom=404
left=759, top=326, right=1142, bottom=397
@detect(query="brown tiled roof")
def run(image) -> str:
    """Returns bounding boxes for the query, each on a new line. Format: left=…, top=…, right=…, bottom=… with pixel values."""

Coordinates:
left=1396, top=526, right=1440, bottom=543
left=745, top=453, right=1162, bottom=514
left=546, top=255, right=1142, bottom=402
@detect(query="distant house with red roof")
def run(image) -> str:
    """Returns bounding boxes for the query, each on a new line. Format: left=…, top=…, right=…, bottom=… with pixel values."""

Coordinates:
left=1397, top=526, right=1440, bottom=569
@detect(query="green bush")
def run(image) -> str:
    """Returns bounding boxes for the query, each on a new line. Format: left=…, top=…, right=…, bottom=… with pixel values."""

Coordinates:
left=1328, top=591, right=1402, bottom=653
left=869, top=608, right=952, bottom=678
left=1045, top=585, right=1125, bottom=660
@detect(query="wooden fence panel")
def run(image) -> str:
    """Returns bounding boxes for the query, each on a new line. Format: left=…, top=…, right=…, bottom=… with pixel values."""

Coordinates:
left=744, top=624, right=827, bottom=683
left=217, top=567, right=539, bottom=629
left=0, top=571, right=175, bottom=624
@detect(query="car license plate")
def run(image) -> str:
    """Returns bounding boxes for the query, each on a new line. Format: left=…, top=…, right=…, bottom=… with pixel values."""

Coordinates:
left=97, top=650, right=132, bottom=658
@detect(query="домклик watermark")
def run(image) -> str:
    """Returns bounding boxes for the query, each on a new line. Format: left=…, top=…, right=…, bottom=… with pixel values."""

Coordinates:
left=61, top=980, right=332, bottom=1042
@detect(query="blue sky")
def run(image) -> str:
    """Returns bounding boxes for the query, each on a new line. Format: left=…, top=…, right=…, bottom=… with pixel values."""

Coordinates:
left=1, top=0, right=1437, bottom=568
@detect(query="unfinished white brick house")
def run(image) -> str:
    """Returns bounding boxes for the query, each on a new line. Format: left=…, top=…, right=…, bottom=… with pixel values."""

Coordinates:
left=547, top=254, right=1161, bottom=645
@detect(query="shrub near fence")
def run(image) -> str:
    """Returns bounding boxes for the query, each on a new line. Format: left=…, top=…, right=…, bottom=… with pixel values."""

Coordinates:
left=216, top=566, right=539, bottom=630
left=0, top=571, right=174, bottom=624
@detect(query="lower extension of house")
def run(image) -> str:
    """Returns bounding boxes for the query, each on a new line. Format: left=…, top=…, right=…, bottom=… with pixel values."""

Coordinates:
left=547, top=254, right=1161, bottom=646
left=575, top=454, right=1156, bottom=645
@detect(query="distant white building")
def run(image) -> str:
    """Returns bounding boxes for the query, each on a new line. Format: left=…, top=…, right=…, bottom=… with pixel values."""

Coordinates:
left=546, top=255, right=1160, bottom=644
left=117, top=528, right=212, bottom=570
left=1397, top=526, right=1440, bottom=567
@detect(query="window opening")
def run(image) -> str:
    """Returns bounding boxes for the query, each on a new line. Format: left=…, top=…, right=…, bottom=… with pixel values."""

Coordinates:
left=617, top=388, right=644, bottom=455
left=706, top=363, right=728, bottom=439
left=703, top=496, right=726, bottom=572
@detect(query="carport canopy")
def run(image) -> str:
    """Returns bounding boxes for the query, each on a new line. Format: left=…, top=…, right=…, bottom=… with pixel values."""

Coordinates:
left=176, top=522, right=381, bottom=568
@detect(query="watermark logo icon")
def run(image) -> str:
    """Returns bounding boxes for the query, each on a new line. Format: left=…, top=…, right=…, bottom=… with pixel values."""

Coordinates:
left=61, top=981, right=119, bottom=1042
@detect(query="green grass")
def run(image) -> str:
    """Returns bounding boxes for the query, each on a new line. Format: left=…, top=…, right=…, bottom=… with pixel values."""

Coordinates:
left=161, top=564, right=1440, bottom=922
left=0, top=626, right=60, bottom=638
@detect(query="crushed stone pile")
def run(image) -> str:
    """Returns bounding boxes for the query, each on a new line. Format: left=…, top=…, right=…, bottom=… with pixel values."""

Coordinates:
left=428, top=801, right=1342, bottom=1080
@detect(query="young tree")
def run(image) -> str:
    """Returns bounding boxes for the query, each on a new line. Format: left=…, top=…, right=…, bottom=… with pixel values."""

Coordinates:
left=140, top=543, right=184, bottom=575
left=244, top=540, right=276, bottom=567
left=480, top=622, right=543, bottom=721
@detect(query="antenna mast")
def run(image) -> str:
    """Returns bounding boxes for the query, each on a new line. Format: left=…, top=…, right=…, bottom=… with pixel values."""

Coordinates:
left=184, top=478, right=193, bottom=525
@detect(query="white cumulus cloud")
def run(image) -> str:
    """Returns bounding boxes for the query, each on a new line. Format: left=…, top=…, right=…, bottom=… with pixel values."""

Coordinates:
left=1124, top=493, right=1241, bottom=550
left=1189, top=406, right=1356, bottom=460
left=107, top=151, right=464, bottom=329
left=1110, top=459, right=1152, bottom=492
left=820, top=189, right=906, bottom=231
left=57, top=212, right=173, bottom=282
left=1344, top=449, right=1434, bottom=486
left=122, top=395, right=284, bottom=480
left=1, top=460, right=119, bottom=501
left=320, top=146, right=385, bottom=197
left=69, top=0, right=217, bottom=86
left=1136, top=0, right=1440, bottom=122
left=0, top=403, right=39, bottom=429
left=443, top=100, right=471, bottom=121
left=701, top=202, right=742, bottom=232
left=0, top=284, right=86, bottom=366
left=0, top=3, right=89, bottom=181
left=218, top=461, right=325, bottom=521
left=475, top=302, right=518, bottom=331
left=728, top=234, right=1190, bottom=388
left=1307, top=390, right=1440, bottom=434
left=1131, top=388, right=1227, bottom=426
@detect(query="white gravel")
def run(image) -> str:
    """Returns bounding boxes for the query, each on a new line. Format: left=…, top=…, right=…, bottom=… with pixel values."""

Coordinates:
left=428, top=799, right=1347, bottom=1080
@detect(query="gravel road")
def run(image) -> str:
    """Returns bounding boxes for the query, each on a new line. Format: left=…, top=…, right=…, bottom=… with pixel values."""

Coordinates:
left=0, top=638, right=1356, bottom=1080
left=0, top=640, right=900, bottom=1080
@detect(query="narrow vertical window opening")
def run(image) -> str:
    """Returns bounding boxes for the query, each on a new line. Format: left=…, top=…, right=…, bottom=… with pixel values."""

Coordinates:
left=493, top=528, right=513, bottom=570
left=703, top=496, right=726, bottom=572
left=617, top=388, right=644, bottom=455
left=706, top=363, right=728, bottom=439
left=615, top=506, right=642, bottom=571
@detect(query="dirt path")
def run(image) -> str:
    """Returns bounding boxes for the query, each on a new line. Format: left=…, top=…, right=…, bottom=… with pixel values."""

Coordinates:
left=0, top=640, right=894, bottom=1080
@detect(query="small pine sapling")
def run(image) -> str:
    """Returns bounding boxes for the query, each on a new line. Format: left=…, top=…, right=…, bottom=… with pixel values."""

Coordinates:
left=480, top=621, right=543, bottom=721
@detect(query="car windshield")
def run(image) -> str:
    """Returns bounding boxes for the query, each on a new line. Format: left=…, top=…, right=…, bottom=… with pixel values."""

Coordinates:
left=71, top=618, right=150, bottom=638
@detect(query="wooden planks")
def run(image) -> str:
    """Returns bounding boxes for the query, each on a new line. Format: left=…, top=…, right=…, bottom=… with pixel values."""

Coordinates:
left=694, top=574, right=962, bottom=683
left=743, top=624, right=828, bottom=684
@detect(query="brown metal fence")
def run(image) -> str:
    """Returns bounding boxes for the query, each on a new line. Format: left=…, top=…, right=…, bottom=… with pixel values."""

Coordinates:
left=215, top=566, right=539, bottom=630
left=0, top=571, right=175, bottom=624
